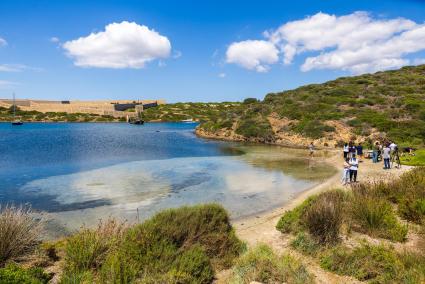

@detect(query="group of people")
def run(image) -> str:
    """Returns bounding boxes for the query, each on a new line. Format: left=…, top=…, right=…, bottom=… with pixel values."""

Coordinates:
left=341, top=140, right=399, bottom=185
left=342, top=142, right=362, bottom=185
left=371, top=141, right=398, bottom=169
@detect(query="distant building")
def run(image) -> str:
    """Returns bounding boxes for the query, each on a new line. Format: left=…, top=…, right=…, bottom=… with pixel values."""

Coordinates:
left=0, top=99, right=166, bottom=118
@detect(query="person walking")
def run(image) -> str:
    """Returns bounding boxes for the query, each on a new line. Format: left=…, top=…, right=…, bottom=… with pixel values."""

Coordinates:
left=349, top=142, right=356, bottom=159
left=343, top=143, right=349, bottom=161
left=349, top=154, right=359, bottom=182
left=383, top=143, right=391, bottom=169
left=309, top=142, right=315, bottom=157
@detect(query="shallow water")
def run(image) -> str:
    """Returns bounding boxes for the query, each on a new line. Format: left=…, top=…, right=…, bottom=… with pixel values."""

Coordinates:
left=0, top=122, right=335, bottom=236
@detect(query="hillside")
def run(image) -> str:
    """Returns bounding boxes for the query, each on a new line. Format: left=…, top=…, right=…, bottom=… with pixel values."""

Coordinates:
left=196, top=65, right=425, bottom=148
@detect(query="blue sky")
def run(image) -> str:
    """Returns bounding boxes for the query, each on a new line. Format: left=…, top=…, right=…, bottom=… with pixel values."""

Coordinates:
left=0, top=0, right=425, bottom=103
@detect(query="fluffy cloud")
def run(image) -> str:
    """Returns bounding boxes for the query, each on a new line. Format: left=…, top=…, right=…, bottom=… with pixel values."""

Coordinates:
left=0, top=37, right=6, bottom=47
left=227, top=12, right=425, bottom=74
left=226, top=40, right=279, bottom=72
left=50, top=37, right=60, bottom=43
left=63, top=21, right=171, bottom=69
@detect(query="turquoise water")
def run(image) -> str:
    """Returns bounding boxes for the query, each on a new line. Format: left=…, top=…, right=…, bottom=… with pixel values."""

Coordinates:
left=0, top=122, right=334, bottom=235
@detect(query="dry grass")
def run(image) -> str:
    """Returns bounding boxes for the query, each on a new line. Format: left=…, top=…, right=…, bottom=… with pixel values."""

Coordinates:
left=0, top=205, right=43, bottom=266
left=303, top=190, right=345, bottom=244
left=63, top=218, right=127, bottom=273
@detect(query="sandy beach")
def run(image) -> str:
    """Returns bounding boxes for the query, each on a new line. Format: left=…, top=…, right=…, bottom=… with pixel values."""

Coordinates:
left=223, top=149, right=413, bottom=284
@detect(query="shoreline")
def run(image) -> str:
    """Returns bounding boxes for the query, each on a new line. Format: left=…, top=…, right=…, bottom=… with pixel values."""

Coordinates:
left=232, top=149, right=413, bottom=248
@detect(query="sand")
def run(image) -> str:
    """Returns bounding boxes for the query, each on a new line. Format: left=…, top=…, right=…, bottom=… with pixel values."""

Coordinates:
left=226, top=149, right=412, bottom=284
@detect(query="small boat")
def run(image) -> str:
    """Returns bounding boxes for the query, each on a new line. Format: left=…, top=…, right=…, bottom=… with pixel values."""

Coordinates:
left=181, top=118, right=194, bottom=123
left=11, top=93, right=23, bottom=126
left=129, top=118, right=144, bottom=125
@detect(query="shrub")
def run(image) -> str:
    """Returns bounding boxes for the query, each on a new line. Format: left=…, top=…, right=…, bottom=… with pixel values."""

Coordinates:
left=124, top=204, right=244, bottom=270
left=320, top=243, right=425, bottom=283
left=0, top=205, right=43, bottom=265
left=170, top=245, right=214, bottom=283
left=290, top=232, right=321, bottom=256
left=230, top=244, right=312, bottom=284
left=276, top=196, right=317, bottom=233
left=64, top=219, right=127, bottom=273
left=303, top=190, right=344, bottom=244
left=0, top=263, right=51, bottom=284
left=349, top=193, right=407, bottom=242
left=99, top=251, right=139, bottom=284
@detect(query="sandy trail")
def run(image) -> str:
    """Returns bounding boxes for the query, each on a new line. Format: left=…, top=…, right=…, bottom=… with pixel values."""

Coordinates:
left=228, top=150, right=411, bottom=284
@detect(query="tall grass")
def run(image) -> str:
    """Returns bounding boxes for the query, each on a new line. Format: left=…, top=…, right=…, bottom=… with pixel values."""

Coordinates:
left=0, top=205, right=43, bottom=265
left=320, top=243, right=425, bottom=283
left=303, top=190, right=344, bottom=244
left=61, top=204, right=244, bottom=283
left=230, top=244, right=312, bottom=284
left=64, top=218, right=127, bottom=273
left=349, top=192, right=407, bottom=242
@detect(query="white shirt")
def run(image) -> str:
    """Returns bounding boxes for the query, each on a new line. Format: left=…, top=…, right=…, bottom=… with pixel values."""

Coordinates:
left=349, top=158, right=358, bottom=171
left=383, top=147, right=391, bottom=159
left=389, top=143, right=397, bottom=151
left=343, top=145, right=349, bottom=152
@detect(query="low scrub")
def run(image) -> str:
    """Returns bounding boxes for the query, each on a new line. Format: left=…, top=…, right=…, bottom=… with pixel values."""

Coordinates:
left=61, top=204, right=244, bottom=283
left=230, top=244, right=312, bottom=284
left=349, top=193, right=407, bottom=242
left=64, top=218, right=127, bottom=273
left=0, top=205, right=43, bottom=266
left=320, top=243, right=425, bottom=283
left=303, top=190, right=344, bottom=244
left=276, top=196, right=317, bottom=234
left=0, top=263, right=51, bottom=284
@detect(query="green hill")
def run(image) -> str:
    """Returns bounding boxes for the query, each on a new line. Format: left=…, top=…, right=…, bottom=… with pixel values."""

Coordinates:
left=196, top=65, right=425, bottom=147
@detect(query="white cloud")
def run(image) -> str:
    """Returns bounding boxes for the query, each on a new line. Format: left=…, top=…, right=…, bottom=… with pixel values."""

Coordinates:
left=228, top=12, right=425, bottom=74
left=226, top=40, right=279, bottom=72
left=50, top=37, right=60, bottom=43
left=0, top=64, right=42, bottom=72
left=63, top=21, right=171, bottom=69
left=0, top=37, right=6, bottom=47
left=218, top=73, right=226, bottom=78
left=0, top=80, right=18, bottom=89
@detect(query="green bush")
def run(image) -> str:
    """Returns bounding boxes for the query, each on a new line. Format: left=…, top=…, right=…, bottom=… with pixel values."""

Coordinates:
left=349, top=194, right=407, bottom=242
left=290, top=232, right=321, bottom=256
left=320, top=243, right=425, bottom=283
left=230, top=244, right=312, bottom=284
left=64, top=219, right=127, bottom=273
left=303, top=190, right=344, bottom=244
left=0, top=263, right=51, bottom=284
left=61, top=204, right=243, bottom=283
left=276, top=196, right=317, bottom=234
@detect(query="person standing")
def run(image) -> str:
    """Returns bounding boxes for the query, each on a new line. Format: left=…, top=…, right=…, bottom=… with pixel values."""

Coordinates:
left=372, top=142, right=379, bottom=163
left=343, top=143, right=349, bottom=161
left=342, top=160, right=350, bottom=185
left=356, top=143, right=363, bottom=162
left=383, top=143, right=391, bottom=169
left=349, top=154, right=359, bottom=182
left=309, top=142, right=315, bottom=157
left=349, top=142, right=356, bottom=159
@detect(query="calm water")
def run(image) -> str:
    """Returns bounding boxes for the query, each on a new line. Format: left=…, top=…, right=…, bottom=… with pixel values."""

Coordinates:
left=0, top=122, right=335, bottom=236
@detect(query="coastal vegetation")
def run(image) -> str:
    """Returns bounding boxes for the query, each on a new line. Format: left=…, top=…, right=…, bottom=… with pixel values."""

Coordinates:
left=0, top=106, right=124, bottom=122
left=0, top=204, right=245, bottom=283
left=276, top=167, right=425, bottom=283
left=196, top=65, right=425, bottom=148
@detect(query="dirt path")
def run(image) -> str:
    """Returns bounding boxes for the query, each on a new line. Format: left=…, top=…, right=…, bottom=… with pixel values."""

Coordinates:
left=228, top=150, right=411, bottom=284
